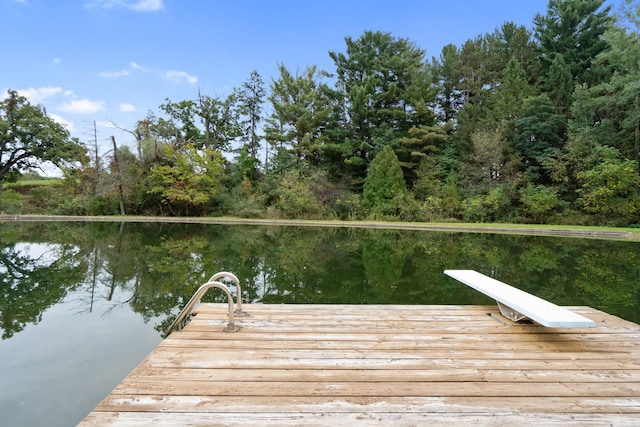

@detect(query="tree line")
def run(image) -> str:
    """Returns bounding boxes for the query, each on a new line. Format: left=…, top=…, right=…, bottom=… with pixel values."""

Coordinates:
left=1, top=0, right=639, bottom=226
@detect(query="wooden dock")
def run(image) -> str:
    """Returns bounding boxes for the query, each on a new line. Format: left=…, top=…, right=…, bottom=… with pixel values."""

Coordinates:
left=79, top=304, right=640, bottom=426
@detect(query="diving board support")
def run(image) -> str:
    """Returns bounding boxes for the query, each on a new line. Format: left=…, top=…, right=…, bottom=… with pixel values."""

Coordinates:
left=496, top=301, right=527, bottom=322
left=444, top=269, right=596, bottom=328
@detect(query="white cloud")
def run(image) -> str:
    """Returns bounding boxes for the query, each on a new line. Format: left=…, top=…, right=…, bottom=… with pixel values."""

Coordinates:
left=165, top=70, right=198, bottom=85
left=17, top=86, right=63, bottom=105
left=126, top=61, right=199, bottom=88
left=85, top=0, right=163, bottom=11
left=96, top=120, right=117, bottom=129
left=99, top=69, right=130, bottom=78
left=130, top=0, right=163, bottom=11
left=52, top=58, right=61, bottom=65
left=130, top=61, right=147, bottom=72
left=119, top=103, right=137, bottom=112
left=49, top=114, right=75, bottom=131
left=59, top=99, right=106, bottom=114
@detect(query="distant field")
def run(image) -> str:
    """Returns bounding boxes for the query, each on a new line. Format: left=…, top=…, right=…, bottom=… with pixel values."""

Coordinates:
left=3, top=179, right=61, bottom=188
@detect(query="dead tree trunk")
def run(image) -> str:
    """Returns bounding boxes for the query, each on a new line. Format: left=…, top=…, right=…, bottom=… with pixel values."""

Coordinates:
left=111, top=136, right=126, bottom=215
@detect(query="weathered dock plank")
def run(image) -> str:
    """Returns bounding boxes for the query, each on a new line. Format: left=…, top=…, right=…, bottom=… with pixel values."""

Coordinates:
left=78, top=304, right=640, bottom=426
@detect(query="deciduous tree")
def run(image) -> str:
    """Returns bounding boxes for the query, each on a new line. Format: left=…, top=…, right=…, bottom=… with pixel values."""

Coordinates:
left=577, top=145, right=640, bottom=224
left=0, top=90, right=85, bottom=183
left=148, top=144, right=224, bottom=215
left=196, top=91, right=241, bottom=153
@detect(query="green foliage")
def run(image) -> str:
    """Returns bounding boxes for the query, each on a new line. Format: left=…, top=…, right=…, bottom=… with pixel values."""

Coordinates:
left=0, top=90, right=85, bottom=182
left=233, top=145, right=260, bottom=184
left=334, top=193, right=363, bottom=220
left=264, top=65, right=331, bottom=166
left=439, top=172, right=463, bottom=219
left=266, top=146, right=302, bottom=177
left=196, top=92, right=242, bottom=152
left=159, top=98, right=200, bottom=147
left=576, top=145, right=640, bottom=225
left=270, top=170, right=322, bottom=218
left=534, top=0, right=612, bottom=85
left=0, top=189, right=23, bottom=214
left=7, top=11, right=640, bottom=227
left=157, top=91, right=242, bottom=155
left=361, top=230, right=407, bottom=298
left=515, top=95, right=567, bottom=183
left=329, top=30, right=431, bottom=179
left=148, top=144, right=224, bottom=215
left=519, top=184, right=565, bottom=223
left=227, top=179, right=266, bottom=218
left=490, top=56, right=533, bottom=125
left=363, top=145, right=407, bottom=217
left=545, top=54, right=574, bottom=115
left=464, top=129, right=515, bottom=192
left=398, top=123, right=449, bottom=184
left=234, top=70, right=266, bottom=178
left=432, top=43, right=464, bottom=123
left=416, top=196, right=445, bottom=221
left=19, top=170, right=46, bottom=181
left=457, top=35, right=501, bottom=110
left=306, top=170, right=351, bottom=217
left=570, top=16, right=640, bottom=163
left=0, top=238, right=85, bottom=339
left=412, top=156, right=444, bottom=201
left=461, top=184, right=514, bottom=223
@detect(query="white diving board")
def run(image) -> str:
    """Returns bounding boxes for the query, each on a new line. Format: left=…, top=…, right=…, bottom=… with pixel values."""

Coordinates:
left=444, top=269, right=596, bottom=328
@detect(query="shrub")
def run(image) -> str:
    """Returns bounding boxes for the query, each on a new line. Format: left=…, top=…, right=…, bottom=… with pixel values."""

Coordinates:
left=333, top=193, right=363, bottom=220
left=417, top=196, right=444, bottom=222
left=272, top=170, right=322, bottom=218
left=520, top=184, right=565, bottom=223
left=461, top=185, right=517, bottom=223
left=0, top=189, right=23, bottom=214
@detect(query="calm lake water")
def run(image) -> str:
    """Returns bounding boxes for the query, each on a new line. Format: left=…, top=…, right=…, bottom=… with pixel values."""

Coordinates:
left=1, top=221, right=639, bottom=426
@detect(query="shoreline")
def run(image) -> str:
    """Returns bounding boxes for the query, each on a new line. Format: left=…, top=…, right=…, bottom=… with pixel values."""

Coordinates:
left=2, top=214, right=639, bottom=241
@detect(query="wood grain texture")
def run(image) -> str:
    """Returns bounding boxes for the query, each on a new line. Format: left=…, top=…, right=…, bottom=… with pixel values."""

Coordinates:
left=77, top=304, right=640, bottom=426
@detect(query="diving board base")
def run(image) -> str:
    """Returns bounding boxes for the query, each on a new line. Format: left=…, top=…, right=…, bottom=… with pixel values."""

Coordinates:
left=444, top=269, right=596, bottom=328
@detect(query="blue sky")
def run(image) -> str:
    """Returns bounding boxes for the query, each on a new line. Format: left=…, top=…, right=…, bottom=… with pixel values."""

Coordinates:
left=0, top=0, right=617, bottom=169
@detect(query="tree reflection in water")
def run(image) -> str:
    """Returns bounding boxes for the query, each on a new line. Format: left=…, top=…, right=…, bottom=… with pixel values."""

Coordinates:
left=1, top=220, right=639, bottom=341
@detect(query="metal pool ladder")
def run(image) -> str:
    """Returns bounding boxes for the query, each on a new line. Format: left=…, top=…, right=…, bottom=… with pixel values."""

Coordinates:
left=164, top=271, right=244, bottom=337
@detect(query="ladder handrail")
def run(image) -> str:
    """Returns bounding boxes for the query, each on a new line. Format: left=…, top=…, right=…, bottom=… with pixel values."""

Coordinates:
left=164, top=280, right=235, bottom=337
left=208, top=271, right=243, bottom=315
